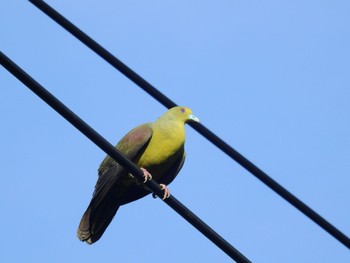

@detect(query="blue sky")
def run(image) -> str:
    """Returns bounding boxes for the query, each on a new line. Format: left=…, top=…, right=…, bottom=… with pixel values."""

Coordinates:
left=1, top=1, right=350, bottom=262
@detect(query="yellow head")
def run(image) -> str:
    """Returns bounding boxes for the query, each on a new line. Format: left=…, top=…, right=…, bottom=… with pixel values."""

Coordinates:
left=160, top=106, right=200, bottom=124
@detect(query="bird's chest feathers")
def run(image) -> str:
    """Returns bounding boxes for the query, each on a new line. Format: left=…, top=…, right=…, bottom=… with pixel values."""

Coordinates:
left=138, top=122, right=185, bottom=167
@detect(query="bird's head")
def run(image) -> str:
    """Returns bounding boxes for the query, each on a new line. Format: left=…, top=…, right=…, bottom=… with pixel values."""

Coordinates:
left=164, top=106, right=200, bottom=124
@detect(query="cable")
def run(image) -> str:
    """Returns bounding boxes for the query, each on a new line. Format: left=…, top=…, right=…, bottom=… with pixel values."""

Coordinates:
left=28, top=0, right=350, bottom=249
left=0, top=51, right=251, bottom=263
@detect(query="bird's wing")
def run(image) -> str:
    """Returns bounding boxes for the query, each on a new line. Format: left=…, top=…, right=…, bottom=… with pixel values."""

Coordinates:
left=77, top=124, right=153, bottom=243
left=93, top=123, right=153, bottom=203
left=98, top=123, right=153, bottom=176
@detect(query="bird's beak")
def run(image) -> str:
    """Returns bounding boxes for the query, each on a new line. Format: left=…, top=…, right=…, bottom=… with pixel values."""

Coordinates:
left=188, top=114, right=200, bottom=123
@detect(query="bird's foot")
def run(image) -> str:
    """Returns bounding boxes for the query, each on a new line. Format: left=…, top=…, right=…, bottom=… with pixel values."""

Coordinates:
left=152, top=184, right=170, bottom=199
left=159, top=184, right=171, bottom=200
left=140, top=167, right=152, bottom=183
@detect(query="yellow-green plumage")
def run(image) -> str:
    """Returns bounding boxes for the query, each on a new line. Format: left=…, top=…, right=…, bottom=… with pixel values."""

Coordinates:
left=77, top=106, right=199, bottom=244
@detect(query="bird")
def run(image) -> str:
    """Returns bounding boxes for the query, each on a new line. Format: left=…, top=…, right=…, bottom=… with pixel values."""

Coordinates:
left=77, top=106, right=199, bottom=244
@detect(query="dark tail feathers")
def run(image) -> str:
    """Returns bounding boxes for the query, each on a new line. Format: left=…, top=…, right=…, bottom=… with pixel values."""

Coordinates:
left=77, top=197, right=120, bottom=244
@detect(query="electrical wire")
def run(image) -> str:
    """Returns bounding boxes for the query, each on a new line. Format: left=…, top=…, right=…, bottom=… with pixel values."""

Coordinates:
left=27, top=0, right=350, bottom=250
left=0, top=51, right=251, bottom=263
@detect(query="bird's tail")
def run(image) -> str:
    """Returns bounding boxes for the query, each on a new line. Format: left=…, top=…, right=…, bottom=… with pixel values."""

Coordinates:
left=77, top=191, right=121, bottom=244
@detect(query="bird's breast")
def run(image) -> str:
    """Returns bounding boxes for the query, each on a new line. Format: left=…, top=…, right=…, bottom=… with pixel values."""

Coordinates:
left=137, top=124, right=185, bottom=170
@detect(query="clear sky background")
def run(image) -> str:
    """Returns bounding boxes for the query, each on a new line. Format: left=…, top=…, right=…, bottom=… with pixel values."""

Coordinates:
left=1, top=1, right=350, bottom=262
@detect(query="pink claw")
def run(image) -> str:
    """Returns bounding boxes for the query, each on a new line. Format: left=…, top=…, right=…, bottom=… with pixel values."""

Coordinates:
left=140, top=167, right=152, bottom=183
left=159, top=184, right=171, bottom=200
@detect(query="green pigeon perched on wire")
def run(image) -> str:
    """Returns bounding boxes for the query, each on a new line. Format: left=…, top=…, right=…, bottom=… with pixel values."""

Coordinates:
left=77, top=106, right=199, bottom=244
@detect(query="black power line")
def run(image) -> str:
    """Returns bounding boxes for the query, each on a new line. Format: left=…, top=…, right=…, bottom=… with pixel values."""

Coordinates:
left=28, top=0, right=350, bottom=249
left=0, top=51, right=251, bottom=263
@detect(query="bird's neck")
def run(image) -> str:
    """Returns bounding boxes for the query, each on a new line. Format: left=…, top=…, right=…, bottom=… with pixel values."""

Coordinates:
left=154, top=119, right=186, bottom=145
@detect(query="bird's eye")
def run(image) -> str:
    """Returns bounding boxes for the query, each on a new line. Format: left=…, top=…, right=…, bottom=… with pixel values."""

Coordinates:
left=180, top=108, right=185, bottom=113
